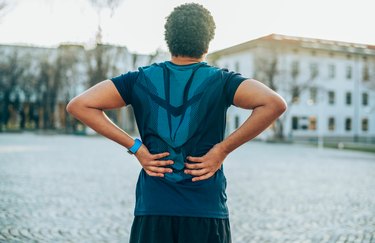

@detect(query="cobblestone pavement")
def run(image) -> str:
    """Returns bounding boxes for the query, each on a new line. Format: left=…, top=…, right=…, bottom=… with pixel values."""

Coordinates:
left=0, top=133, right=374, bottom=243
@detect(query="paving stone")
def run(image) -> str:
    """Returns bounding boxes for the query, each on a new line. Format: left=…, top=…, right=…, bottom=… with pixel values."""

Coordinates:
left=0, top=133, right=374, bottom=242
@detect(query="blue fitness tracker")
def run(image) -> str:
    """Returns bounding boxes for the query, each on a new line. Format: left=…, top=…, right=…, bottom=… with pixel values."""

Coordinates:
left=127, top=138, right=142, bottom=155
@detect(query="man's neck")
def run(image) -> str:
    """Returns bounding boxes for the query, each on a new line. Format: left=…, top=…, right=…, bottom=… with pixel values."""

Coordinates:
left=170, top=55, right=205, bottom=65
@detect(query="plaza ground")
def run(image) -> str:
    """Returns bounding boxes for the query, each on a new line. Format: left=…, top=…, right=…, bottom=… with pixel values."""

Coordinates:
left=0, top=133, right=374, bottom=243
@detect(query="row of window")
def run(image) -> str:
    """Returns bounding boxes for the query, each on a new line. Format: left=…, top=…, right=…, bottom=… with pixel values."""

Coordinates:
left=290, top=61, right=371, bottom=81
left=291, top=116, right=369, bottom=132
left=292, top=89, right=369, bottom=106
left=327, top=91, right=368, bottom=106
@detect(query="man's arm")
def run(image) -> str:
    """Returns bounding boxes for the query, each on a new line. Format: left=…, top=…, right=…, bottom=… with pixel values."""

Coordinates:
left=66, top=80, right=133, bottom=148
left=185, top=78, right=287, bottom=181
left=66, top=80, right=173, bottom=177
left=218, top=78, right=287, bottom=154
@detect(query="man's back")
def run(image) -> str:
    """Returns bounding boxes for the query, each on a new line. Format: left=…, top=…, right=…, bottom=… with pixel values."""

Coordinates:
left=110, top=60, right=247, bottom=218
left=113, top=60, right=246, bottom=182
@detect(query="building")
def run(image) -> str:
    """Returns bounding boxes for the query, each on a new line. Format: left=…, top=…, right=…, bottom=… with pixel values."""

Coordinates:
left=208, top=34, right=375, bottom=143
left=0, top=43, right=169, bottom=134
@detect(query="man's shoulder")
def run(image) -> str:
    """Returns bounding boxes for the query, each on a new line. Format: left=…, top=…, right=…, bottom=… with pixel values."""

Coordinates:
left=136, top=61, right=236, bottom=79
left=137, top=62, right=164, bottom=78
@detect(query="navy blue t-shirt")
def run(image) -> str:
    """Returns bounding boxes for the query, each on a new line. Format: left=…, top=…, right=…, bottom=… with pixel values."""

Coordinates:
left=111, top=61, right=247, bottom=218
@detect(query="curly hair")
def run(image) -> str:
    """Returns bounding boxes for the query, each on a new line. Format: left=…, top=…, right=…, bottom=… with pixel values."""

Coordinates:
left=164, top=3, right=216, bottom=58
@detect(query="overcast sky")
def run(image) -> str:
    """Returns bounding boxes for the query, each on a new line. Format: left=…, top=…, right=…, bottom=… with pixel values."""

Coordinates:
left=0, top=0, right=374, bottom=54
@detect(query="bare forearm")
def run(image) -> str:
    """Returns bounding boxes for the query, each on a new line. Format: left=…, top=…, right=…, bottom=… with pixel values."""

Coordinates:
left=68, top=106, right=134, bottom=149
left=218, top=105, right=284, bottom=154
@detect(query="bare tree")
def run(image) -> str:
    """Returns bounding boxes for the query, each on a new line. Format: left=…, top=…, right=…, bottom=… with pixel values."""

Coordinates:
left=36, top=58, right=55, bottom=130
left=86, top=44, right=112, bottom=87
left=253, top=48, right=285, bottom=140
left=89, top=0, right=123, bottom=16
left=253, top=46, right=320, bottom=140
left=85, top=43, right=122, bottom=127
left=0, top=0, right=16, bottom=22
left=0, top=0, right=7, bottom=20
left=0, top=50, right=29, bottom=131
left=55, top=45, right=85, bottom=132
left=88, top=0, right=124, bottom=44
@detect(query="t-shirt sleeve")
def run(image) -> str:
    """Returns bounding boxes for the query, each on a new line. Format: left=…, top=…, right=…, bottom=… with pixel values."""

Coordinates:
left=222, top=69, right=248, bottom=107
left=110, top=71, right=139, bottom=106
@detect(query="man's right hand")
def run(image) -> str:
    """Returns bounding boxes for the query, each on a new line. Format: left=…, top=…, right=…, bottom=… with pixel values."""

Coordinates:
left=134, top=145, right=174, bottom=177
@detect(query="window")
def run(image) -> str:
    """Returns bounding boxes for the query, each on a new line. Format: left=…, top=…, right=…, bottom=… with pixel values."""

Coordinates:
left=309, top=63, right=319, bottom=79
left=328, top=117, right=335, bottom=131
left=300, top=117, right=308, bottom=130
left=292, top=116, right=314, bottom=130
left=235, top=115, right=240, bottom=129
left=345, top=118, right=352, bottom=131
left=328, top=91, right=335, bottom=105
left=309, top=116, right=317, bottom=130
left=345, top=92, right=352, bottom=105
left=346, top=65, right=352, bottom=79
left=292, top=116, right=317, bottom=131
left=291, top=61, right=299, bottom=79
left=235, top=62, right=240, bottom=73
left=309, top=87, right=317, bottom=104
left=363, top=65, right=370, bottom=81
left=328, top=64, right=335, bottom=79
left=292, top=116, right=298, bottom=130
left=362, top=118, right=369, bottom=131
left=362, top=92, right=369, bottom=106
left=292, top=86, right=300, bottom=103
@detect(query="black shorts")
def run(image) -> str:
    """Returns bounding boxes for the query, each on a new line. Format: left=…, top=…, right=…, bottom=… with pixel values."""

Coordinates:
left=129, top=215, right=231, bottom=243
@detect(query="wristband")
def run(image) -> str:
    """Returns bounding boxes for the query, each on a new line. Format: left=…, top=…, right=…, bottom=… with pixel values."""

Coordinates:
left=127, top=138, right=142, bottom=155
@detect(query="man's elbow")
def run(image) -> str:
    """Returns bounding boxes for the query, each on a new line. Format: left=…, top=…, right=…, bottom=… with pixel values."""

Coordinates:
left=270, top=95, right=287, bottom=116
left=66, top=97, right=81, bottom=115
left=66, top=100, right=74, bottom=114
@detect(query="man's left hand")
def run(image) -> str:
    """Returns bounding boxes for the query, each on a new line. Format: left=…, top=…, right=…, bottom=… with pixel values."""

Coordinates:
left=184, top=143, right=228, bottom=182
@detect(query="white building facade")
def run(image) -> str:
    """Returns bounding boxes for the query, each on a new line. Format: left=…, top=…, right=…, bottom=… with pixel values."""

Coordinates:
left=208, top=34, right=375, bottom=143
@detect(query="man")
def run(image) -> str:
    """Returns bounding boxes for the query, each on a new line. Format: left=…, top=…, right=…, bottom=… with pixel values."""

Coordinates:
left=66, top=3, right=287, bottom=243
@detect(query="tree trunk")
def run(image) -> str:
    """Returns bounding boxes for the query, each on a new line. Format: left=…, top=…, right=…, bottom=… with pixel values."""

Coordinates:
left=273, top=119, right=285, bottom=141
left=0, top=91, right=11, bottom=131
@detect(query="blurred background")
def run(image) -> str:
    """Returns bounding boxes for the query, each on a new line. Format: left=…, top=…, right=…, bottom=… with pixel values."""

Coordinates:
left=0, top=0, right=374, bottom=149
left=0, top=0, right=374, bottom=242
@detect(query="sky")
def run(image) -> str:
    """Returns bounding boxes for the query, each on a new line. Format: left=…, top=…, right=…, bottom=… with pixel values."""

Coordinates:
left=0, top=0, right=374, bottom=54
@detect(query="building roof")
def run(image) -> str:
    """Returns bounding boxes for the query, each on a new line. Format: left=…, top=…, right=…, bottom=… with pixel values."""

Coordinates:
left=209, top=33, right=375, bottom=58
